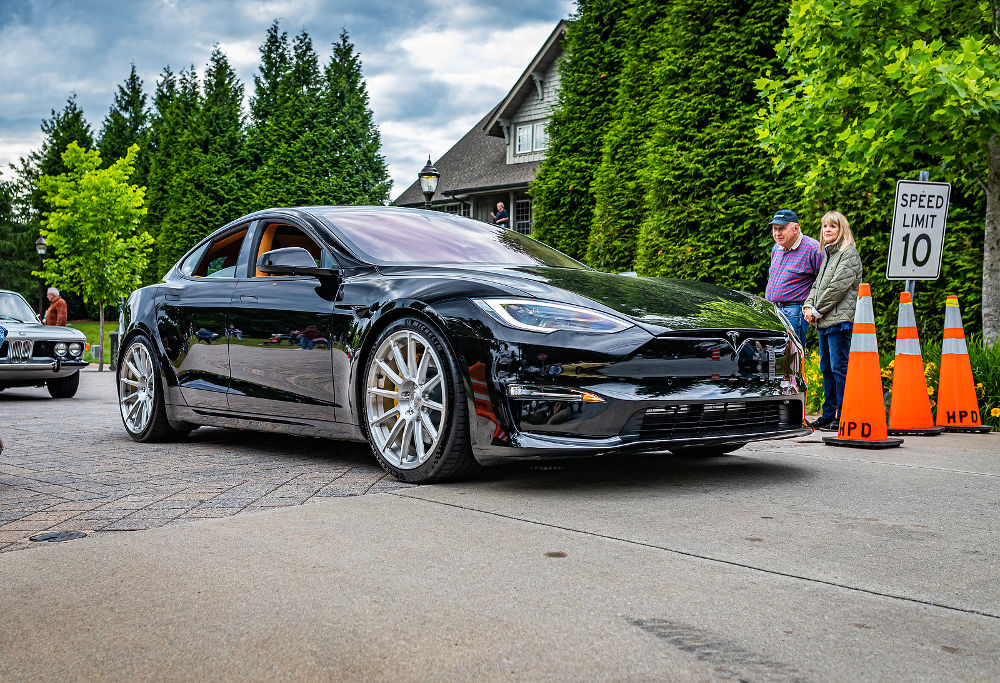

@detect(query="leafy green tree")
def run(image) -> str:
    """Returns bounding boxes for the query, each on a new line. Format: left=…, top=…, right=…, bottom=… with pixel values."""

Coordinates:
left=36, top=142, right=152, bottom=371
left=757, top=0, right=1000, bottom=342
left=634, top=0, right=798, bottom=295
left=530, top=0, right=632, bottom=259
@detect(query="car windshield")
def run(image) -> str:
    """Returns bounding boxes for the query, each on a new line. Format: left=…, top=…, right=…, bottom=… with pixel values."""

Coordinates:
left=316, top=209, right=587, bottom=268
left=0, top=292, right=38, bottom=322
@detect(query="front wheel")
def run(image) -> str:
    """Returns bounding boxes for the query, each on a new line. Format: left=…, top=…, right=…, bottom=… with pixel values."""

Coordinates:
left=118, top=335, right=190, bottom=442
left=362, top=317, right=478, bottom=483
left=47, top=372, right=80, bottom=398
left=667, top=443, right=746, bottom=457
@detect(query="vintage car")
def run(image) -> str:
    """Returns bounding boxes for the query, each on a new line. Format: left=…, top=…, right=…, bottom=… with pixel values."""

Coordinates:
left=116, top=206, right=809, bottom=482
left=0, top=289, right=88, bottom=398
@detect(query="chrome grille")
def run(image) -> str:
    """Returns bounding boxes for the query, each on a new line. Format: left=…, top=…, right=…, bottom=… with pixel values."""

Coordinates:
left=7, top=339, right=33, bottom=363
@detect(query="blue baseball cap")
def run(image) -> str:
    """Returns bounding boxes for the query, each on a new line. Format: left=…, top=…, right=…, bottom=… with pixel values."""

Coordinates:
left=769, top=209, right=799, bottom=226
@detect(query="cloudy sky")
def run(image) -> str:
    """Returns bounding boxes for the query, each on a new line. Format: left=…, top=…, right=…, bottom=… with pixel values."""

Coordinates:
left=0, top=0, right=573, bottom=198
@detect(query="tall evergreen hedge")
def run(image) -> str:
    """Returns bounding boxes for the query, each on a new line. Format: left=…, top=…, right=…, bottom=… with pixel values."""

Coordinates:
left=530, top=0, right=631, bottom=260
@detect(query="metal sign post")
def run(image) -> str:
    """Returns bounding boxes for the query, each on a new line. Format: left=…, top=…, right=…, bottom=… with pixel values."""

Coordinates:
left=886, top=171, right=951, bottom=298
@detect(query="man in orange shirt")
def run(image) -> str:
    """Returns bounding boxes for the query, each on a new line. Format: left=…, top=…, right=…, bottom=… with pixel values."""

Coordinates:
left=44, top=287, right=68, bottom=326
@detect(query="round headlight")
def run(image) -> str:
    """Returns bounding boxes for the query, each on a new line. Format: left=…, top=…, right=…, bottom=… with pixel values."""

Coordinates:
left=68, top=342, right=83, bottom=357
left=54, top=342, right=68, bottom=356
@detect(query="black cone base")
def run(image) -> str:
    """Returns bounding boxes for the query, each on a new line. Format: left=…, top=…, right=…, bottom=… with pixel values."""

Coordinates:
left=942, top=425, right=993, bottom=433
left=888, top=426, right=945, bottom=436
left=823, top=436, right=903, bottom=449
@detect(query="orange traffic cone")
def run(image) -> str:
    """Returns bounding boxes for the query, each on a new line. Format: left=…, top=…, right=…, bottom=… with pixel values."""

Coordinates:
left=823, top=283, right=903, bottom=449
left=935, top=295, right=992, bottom=433
left=888, top=292, right=943, bottom=436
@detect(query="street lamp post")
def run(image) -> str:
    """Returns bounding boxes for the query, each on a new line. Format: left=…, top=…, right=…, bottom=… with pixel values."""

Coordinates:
left=418, top=156, right=440, bottom=210
left=35, top=237, right=46, bottom=317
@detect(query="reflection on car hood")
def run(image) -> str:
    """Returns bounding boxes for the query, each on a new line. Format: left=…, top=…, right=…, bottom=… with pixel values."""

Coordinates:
left=424, top=265, right=784, bottom=332
left=0, top=320, right=88, bottom=341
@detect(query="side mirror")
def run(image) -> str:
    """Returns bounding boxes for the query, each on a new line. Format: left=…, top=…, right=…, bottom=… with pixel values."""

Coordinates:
left=256, top=247, right=338, bottom=277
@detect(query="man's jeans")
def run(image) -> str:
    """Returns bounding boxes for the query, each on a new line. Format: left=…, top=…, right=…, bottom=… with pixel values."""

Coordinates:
left=818, top=322, right=853, bottom=422
left=780, top=304, right=809, bottom=350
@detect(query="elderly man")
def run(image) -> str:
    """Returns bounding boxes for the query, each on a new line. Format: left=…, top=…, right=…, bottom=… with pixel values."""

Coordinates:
left=764, top=209, right=821, bottom=348
left=489, top=202, right=509, bottom=228
left=44, top=287, right=68, bottom=326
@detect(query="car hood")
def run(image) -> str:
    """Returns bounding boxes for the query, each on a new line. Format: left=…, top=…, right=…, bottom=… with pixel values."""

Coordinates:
left=387, top=265, right=785, bottom=333
left=0, top=320, right=88, bottom=341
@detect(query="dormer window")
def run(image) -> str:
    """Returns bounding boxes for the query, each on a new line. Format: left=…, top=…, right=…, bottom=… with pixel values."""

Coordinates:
left=515, top=121, right=549, bottom=155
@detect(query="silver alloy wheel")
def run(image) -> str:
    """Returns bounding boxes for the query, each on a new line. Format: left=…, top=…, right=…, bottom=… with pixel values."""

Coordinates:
left=119, top=341, right=155, bottom=434
left=366, top=329, right=447, bottom=470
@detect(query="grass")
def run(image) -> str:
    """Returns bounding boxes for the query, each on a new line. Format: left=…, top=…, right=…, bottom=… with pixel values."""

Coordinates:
left=66, top=321, right=117, bottom=366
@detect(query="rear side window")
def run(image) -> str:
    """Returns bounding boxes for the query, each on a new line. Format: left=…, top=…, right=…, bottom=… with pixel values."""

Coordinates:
left=192, top=228, right=248, bottom=278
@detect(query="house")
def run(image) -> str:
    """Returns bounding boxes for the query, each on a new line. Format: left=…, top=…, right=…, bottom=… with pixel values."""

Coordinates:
left=394, top=20, right=567, bottom=235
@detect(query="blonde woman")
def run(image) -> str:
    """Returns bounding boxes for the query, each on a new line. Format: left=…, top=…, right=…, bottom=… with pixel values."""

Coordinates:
left=803, top=211, right=863, bottom=430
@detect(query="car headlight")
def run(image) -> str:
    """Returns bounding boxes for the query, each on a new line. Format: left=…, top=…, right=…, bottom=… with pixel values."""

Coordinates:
left=474, top=298, right=632, bottom=334
left=68, top=342, right=83, bottom=357
left=54, top=342, right=68, bottom=356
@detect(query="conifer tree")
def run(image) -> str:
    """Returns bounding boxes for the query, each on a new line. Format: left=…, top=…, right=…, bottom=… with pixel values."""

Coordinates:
left=321, top=30, right=390, bottom=204
left=13, top=95, right=94, bottom=221
left=530, top=0, right=631, bottom=260
left=633, top=0, right=798, bottom=294
left=586, top=0, right=675, bottom=271
left=0, top=180, right=35, bottom=302
left=98, top=64, right=149, bottom=178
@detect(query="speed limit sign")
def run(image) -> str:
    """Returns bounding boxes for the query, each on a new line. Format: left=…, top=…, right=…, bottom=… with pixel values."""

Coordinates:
left=886, top=179, right=950, bottom=280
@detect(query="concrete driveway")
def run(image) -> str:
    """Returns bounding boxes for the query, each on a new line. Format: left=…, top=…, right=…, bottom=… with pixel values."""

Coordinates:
left=1, top=371, right=997, bottom=680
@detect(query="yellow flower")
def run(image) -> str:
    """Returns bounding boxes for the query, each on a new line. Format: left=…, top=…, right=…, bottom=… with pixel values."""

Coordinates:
left=977, top=383, right=984, bottom=389
left=991, top=408, right=1000, bottom=418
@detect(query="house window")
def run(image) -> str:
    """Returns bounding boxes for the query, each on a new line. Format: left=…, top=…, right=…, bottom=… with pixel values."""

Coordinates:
left=514, top=199, right=532, bottom=235
left=533, top=122, right=548, bottom=151
left=441, top=202, right=470, bottom=218
left=516, top=125, right=532, bottom=154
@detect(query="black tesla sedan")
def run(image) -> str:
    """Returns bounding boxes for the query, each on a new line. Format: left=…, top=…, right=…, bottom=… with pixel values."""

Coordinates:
left=117, top=206, right=808, bottom=482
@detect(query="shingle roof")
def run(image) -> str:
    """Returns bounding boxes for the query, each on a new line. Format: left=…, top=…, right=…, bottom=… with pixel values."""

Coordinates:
left=394, top=110, right=539, bottom=207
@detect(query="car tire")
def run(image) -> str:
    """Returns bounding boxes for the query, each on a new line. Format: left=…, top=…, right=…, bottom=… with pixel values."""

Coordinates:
left=361, top=316, right=479, bottom=483
left=47, top=371, right=80, bottom=398
left=118, top=334, right=190, bottom=442
left=667, top=443, right=746, bottom=457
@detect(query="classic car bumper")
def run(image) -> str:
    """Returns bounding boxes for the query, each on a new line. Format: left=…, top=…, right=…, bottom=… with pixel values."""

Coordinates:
left=0, top=359, right=88, bottom=381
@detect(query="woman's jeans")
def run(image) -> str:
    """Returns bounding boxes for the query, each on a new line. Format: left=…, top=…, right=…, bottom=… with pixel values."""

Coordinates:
left=818, top=321, right=853, bottom=421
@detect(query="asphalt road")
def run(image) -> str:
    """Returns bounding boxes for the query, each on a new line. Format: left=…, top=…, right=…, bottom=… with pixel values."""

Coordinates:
left=1, top=370, right=997, bottom=681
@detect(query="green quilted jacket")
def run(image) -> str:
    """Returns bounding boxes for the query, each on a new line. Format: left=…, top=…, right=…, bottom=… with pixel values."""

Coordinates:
left=803, top=243, right=863, bottom=329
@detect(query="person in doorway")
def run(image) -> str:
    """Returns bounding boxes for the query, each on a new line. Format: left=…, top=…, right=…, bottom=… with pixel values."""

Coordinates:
left=764, top=209, right=822, bottom=348
left=44, top=287, right=68, bottom=326
left=489, top=202, right=509, bottom=228
left=803, top=211, right=863, bottom=430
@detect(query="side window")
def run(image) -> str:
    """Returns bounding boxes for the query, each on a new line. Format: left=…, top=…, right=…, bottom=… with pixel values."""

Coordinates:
left=253, top=223, right=330, bottom=277
left=193, top=228, right=248, bottom=278
left=179, top=242, right=209, bottom=277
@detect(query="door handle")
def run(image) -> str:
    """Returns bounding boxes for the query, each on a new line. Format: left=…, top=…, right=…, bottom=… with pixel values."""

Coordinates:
left=240, top=295, right=258, bottom=303
left=164, top=294, right=180, bottom=301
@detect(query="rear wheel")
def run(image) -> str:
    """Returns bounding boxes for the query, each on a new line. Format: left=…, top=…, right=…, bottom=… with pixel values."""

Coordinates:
left=362, top=317, right=478, bottom=483
left=47, top=372, right=80, bottom=398
left=667, top=443, right=746, bottom=457
left=118, top=335, right=190, bottom=442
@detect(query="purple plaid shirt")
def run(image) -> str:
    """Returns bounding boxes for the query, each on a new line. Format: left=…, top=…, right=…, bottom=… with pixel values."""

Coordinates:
left=765, top=234, right=822, bottom=303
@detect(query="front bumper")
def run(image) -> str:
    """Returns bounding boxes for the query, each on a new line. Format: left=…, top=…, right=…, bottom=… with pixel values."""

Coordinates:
left=0, top=359, right=88, bottom=382
left=436, top=300, right=807, bottom=466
